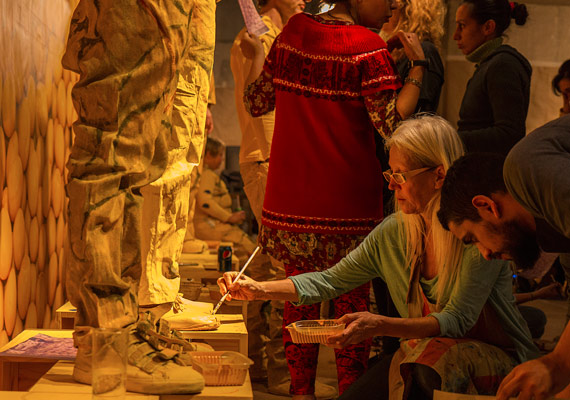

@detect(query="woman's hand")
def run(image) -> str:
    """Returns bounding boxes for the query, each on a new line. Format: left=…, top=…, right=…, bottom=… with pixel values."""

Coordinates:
left=397, top=31, right=425, bottom=63
left=217, top=271, right=264, bottom=301
left=326, top=312, right=382, bottom=348
left=240, top=32, right=265, bottom=60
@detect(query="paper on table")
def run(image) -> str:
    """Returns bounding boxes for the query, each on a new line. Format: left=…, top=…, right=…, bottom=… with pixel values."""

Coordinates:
left=0, top=334, right=76, bottom=360
left=433, top=391, right=495, bottom=400
left=238, top=0, right=269, bottom=36
left=433, top=390, right=542, bottom=400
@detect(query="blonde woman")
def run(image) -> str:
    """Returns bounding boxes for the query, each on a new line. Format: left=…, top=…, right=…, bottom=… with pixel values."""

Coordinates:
left=219, top=115, right=538, bottom=399
left=382, top=0, right=446, bottom=113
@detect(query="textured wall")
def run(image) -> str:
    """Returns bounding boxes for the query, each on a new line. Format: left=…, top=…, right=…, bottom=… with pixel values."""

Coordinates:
left=0, top=0, right=76, bottom=346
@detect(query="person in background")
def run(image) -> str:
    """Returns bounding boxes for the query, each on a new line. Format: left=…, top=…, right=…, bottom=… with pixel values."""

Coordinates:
left=453, top=0, right=531, bottom=155
left=193, top=137, right=255, bottom=263
left=515, top=282, right=563, bottom=339
left=437, top=115, right=570, bottom=399
left=230, top=0, right=336, bottom=397
left=553, top=59, right=570, bottom=117
left=381, top=0, right=445, bottom=114
left=219, top=115, right=538, bottom=400
left=240, top=0, right=427, bottom=396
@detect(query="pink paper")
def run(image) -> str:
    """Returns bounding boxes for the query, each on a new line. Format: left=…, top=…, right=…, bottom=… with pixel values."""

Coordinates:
left=237, top=0, right=269, bottom=36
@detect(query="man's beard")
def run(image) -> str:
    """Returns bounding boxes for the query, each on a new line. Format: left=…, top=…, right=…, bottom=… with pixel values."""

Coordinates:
left=499, top=220, right=541, bottom=270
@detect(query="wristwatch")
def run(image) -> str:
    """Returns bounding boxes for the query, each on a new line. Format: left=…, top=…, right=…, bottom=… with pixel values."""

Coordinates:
left=409, top=59, right=429, bottom=69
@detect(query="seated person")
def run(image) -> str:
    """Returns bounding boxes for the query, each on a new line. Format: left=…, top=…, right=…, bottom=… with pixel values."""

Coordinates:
left=218, top=115, right=539, bottom=399
left=516, top=282, right=564, bottom=340
left=194, top=137, right=256, bottom=263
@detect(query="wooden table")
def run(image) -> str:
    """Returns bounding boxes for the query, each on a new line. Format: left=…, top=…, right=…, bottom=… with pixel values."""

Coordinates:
left=53, top=302, right=244, bottom=331
left=180, top=314, right=248, bottom=356
left=0, top=392, right=157, bottom=400
left=2, top=317, right=248, bottom=393
left=31, top=361, right=253, bottom=400
left=0, top=329, right=74, bottom=391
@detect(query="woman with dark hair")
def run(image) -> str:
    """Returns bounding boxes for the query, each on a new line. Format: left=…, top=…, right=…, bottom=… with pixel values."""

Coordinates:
left=552, top=59, right=570, bottom=117
left=453, top=0, right=531, bottom=155
left=239, top=0, right=427, bottom=397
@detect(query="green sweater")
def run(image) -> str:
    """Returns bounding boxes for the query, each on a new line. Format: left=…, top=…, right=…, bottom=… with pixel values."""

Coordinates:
left=289, top=214, right=539, bottom=363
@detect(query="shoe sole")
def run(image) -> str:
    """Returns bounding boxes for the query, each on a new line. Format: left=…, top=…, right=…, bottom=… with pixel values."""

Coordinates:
left=73, top=365, right=204, bottom=394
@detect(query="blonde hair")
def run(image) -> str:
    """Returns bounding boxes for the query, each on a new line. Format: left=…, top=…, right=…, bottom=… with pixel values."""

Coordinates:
left=382, top=0, right=446, bottom=59
left=385, top=115, right=465, bottom=309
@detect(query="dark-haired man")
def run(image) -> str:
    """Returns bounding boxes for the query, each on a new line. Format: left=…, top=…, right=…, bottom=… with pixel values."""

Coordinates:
left=437, top=114, right=570, bottom=400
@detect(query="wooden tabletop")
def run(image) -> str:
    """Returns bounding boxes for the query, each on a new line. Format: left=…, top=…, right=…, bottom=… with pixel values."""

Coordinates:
left=31, top=361, right=252, bottom=400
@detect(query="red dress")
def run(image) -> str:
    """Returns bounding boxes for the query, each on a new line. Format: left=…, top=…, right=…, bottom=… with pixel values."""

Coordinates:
left=244, top=13, right=402, bottom=395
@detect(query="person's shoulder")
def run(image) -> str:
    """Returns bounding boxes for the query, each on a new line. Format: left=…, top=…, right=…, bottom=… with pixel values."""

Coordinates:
left=371, top=213, right=403, bottom=240
left=485, top=45, right=531, bottom=74
left=281, top=12, right=309, bottom=32
left=420, top=40, right=438, bottom=53
left=461, top=245, right=511, bottom=272
left=420, top=40, right=443, bottom=70
left=260, top=15, right=281, bottom=39
left=507, top=114, right=570, bottom=164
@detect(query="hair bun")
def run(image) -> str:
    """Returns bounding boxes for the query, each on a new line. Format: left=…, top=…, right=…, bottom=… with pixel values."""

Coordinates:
left=510, top=2, right=529, bottom=25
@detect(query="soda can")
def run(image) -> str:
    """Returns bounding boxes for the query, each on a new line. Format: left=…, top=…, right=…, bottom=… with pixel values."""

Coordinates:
left=218, top=246, right=233, bottom=272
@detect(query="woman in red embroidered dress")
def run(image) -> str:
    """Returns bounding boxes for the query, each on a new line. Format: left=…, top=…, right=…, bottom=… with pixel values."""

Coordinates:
left=241, top=0, right=426, bottom=397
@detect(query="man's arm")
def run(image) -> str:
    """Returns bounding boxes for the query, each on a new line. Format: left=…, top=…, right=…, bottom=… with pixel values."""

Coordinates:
left=497, top=322, right=570, bottom=400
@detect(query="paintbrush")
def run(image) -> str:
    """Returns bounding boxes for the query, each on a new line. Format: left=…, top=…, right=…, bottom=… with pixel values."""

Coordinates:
left=212, top=246, right=260, bottom=315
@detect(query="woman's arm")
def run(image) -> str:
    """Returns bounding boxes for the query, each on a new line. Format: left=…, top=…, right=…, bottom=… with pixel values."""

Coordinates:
left=217, top=272, right=299, bottom=302
left=415, top=41, right=444, bottom=112
left=240, top=32, right=276, bottom=117
left=218, top=220, right=393, bottom=306
left=364, top=91, right=401, bottom=139
left=240, top=32, right=266, bottom=88
left=394, top=31, right=426, bottom=119
left=363, top=33, right=427, bottom=138
left=432, top=247, right=505, bottom=337
left=327, top=312, right=440, bottom=348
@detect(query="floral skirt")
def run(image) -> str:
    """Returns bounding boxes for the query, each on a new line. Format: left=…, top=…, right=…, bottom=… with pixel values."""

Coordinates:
left=259, top=225, right=372, bottom=395
left=389, top=337, right=516, bottom=400
left=258, top=225, right=367, bottom=270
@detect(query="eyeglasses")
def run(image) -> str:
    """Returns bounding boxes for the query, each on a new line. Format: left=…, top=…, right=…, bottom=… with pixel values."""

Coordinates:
left=382, top=167, right=435, bottom=185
